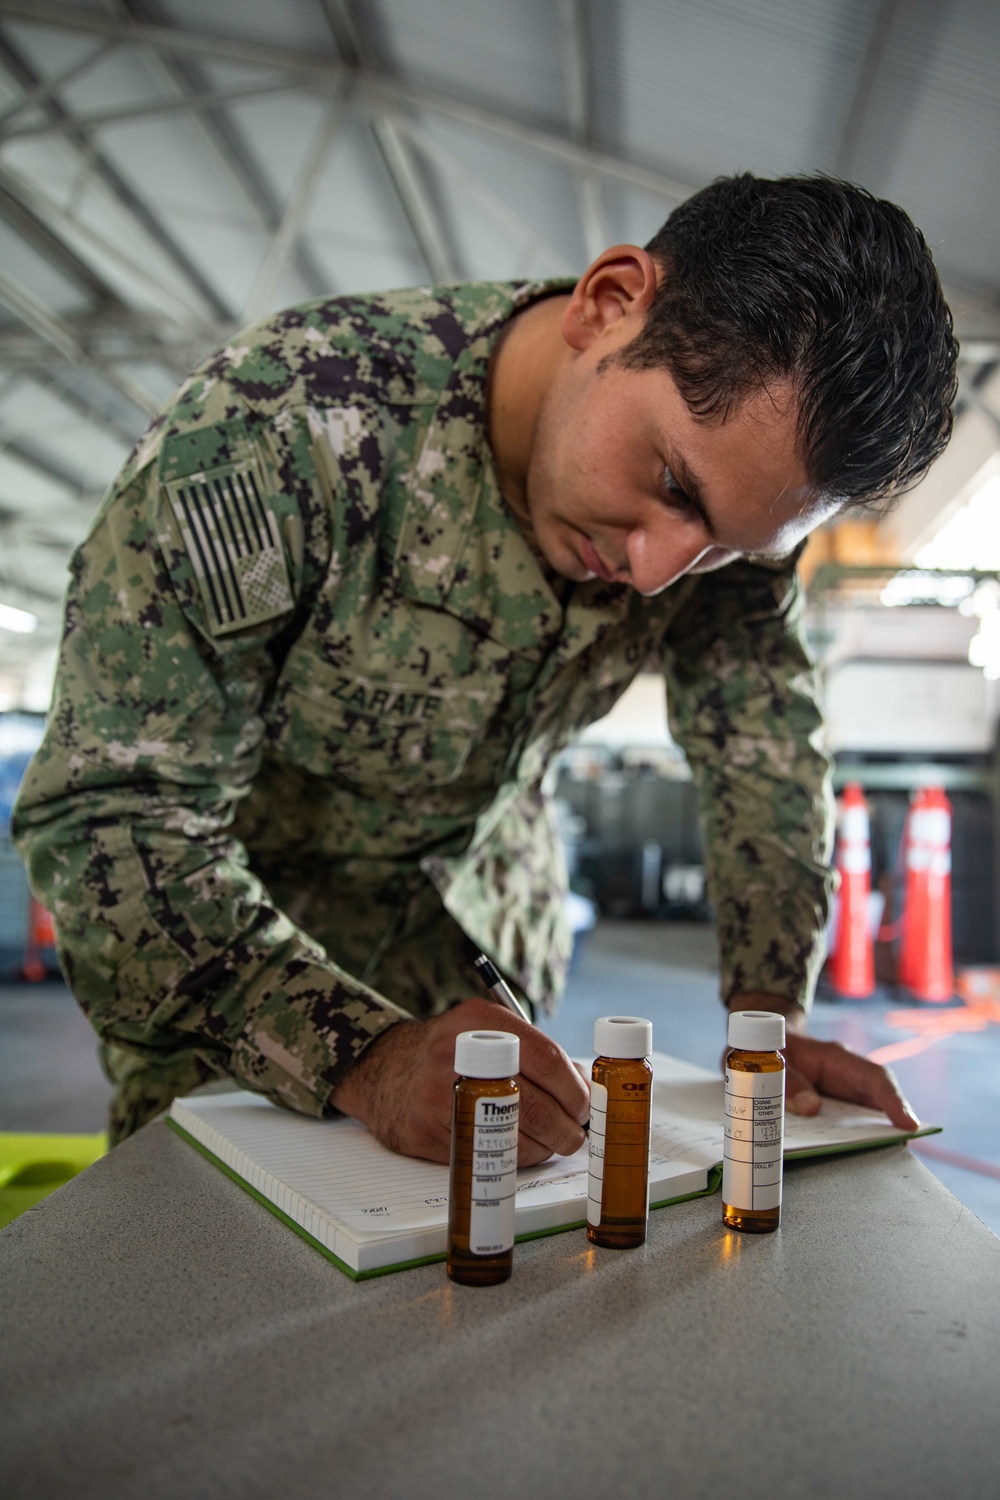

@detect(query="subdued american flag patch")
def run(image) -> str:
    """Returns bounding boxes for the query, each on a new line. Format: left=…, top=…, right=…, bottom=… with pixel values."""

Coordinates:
left=165, top=460, right=294, bottom=636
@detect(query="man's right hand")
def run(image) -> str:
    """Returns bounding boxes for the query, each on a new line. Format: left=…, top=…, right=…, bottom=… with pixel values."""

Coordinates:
left=329, top=998, right=590, bottom=1167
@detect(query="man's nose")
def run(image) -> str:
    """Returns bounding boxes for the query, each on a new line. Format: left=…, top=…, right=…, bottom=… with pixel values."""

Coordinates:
left=625, top=528, right=713, bottom=596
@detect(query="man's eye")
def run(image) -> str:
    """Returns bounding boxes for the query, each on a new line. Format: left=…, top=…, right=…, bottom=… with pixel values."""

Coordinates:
left=661, top=465, right=690, bottom=504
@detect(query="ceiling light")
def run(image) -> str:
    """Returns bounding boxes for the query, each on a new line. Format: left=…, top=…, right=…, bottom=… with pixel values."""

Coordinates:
left=0, top=602, right=38, bottom=634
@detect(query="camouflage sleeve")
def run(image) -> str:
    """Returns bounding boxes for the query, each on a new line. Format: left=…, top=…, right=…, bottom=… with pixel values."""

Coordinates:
left=661, top=551, right=834, bottom=1012
left=12, top=406, right=409, bottom=1119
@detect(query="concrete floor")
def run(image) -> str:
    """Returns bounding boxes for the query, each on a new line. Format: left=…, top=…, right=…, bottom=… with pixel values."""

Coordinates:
left=2, top=920, right=998, bottom=1235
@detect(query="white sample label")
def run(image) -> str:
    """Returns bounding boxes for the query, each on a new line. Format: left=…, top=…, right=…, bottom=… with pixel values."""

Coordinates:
left=469, top=1093, right=518, bottom=1255
left=587, top=1080, right=608, bottom=1226
left=723, top=1068, right=784, bottom=1212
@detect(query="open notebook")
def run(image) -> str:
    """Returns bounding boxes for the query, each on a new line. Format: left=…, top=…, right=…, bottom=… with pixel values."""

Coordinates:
left=167, top=1053, right=937, bottom=1279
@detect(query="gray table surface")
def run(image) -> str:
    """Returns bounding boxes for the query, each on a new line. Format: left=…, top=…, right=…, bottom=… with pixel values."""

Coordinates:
left=2, top=1121, right=998, bottom=1500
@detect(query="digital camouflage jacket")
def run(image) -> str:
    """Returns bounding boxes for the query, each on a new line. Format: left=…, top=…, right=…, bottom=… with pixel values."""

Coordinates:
left=13, top=280, right=833, bottom=1131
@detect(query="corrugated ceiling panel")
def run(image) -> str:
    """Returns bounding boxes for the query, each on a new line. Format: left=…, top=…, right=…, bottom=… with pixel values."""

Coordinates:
left=371, top=0, right=569, bottom=131
left=0, top=216, right=92, bottom=318
left=0, top=382, right=129, bottom=490
left=2, top=17, right=106, bottom=83
left=297, top=115, right=427, bottom=295
left=57, top=34, right=170, bottom=113
left=0, top=446, right=80, bottom=515
left=82, top=101, right=316, bottom=321
left=156, top=0, right=336, bottom=55
left=611, top=185, right=680, bottom=249
left=414, top=115, right=587, bottom=280
left=862, top=0, right=1000, bottom=291
left=592, top=0, right=875, bottom=181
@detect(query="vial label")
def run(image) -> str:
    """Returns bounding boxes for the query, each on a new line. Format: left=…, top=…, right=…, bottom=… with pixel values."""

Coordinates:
left=586, top=1080, right=608, bottom=1227
left=469, top=1093, right=519, bottom=1255
left=723, top=1069, right=784, bottom=1211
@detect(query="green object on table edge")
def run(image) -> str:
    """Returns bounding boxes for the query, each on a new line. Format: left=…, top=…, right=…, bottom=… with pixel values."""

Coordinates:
left=0, top=1132, right=107, bottom=1228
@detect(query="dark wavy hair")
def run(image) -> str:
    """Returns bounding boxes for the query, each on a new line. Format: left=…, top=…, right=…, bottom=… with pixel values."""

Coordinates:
left=621, top=173, right=958, bottom=506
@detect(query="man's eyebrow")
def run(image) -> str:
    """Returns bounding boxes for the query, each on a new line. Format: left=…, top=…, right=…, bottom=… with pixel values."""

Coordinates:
left=668, top=450, right=717, bottom=540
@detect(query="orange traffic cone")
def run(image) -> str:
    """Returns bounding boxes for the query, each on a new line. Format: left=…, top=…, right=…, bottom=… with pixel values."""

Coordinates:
left=898, top=786, right=953, bottom=1002
left=896, top=790, right=924, bottom=991
left=829, top=783, right=875, bottom=998
left=22, top=897, right=55, bottom=983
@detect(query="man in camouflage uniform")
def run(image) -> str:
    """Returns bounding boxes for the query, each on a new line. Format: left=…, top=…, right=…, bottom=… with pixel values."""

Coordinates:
left=14, top=175, right=956, bottom=1160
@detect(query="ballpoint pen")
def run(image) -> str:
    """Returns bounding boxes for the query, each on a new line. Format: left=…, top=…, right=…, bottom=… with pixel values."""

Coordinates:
left=473, top=953, right=589, bottom=1130
left=473, top=952, right=531, bottom=1023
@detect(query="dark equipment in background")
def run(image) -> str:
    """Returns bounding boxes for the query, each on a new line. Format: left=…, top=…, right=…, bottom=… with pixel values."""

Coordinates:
left=554, top=752, right=997, bottom=968
left=555, top=756, right=708, bottom=921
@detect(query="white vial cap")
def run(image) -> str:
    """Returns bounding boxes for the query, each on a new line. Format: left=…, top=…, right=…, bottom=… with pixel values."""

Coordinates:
left=727, top=1010, right=786, bottom=1051
left=454, top=1029, right=520, bottom=1079
left=594, top=1016, right=653, bottom=1059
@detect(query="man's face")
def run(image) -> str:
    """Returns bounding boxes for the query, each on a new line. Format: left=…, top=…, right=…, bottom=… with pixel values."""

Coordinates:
left=523, top=324, right=834, bottom=596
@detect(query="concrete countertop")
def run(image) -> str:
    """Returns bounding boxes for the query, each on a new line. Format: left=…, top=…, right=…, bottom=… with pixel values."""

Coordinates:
left=2, top=1119, right=998, bottom=1500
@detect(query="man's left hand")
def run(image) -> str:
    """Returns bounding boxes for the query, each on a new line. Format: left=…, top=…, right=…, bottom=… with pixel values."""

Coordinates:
left=726, top=992, right=920, bottom=1132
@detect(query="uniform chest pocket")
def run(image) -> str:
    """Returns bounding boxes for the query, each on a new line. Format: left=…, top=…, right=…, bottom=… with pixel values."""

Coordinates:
left=268, top=663, right=499, bottom=791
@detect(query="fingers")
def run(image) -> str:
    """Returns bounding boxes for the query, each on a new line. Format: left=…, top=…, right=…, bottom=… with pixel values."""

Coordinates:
left=783, top=1033, right=921, bottom=1131
left=785, top=1063, right=821, bottom=1116
left=827, top=1050, right=920, bottom=1131
left=517, top=1028, right=592, bottom=1127
left=517, top=1131, right=557, bottom=1168
left=436, top=1001, right=587, bottom=1161
left=516, top=1077, right=588, bottom=1161
left=442, top=995, right=591, bottom=1125
left=334, top=997, right=595, bottom=1168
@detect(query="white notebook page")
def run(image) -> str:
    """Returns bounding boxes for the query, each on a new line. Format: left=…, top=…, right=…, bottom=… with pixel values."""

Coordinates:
left=170, top=1053, right=915, bottom=1245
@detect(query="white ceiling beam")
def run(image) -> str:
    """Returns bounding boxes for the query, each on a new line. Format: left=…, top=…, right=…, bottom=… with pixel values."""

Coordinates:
left=0, top=26, right=234, bottom=322
left=0, top=36, right=115, bottom=128
left=0, top=316, right=226, bottom=371
left=0, top=75, right=314, bottom=140
left=0, top=568, right=64, bottom=607
left=375, top=77, right=693, bottom=205
left=0, top=1, right=338, bottom=74
left=369, top=114, right=459, bottom=284
left=114, top=0, right=332, bottom=302
left=242, top=90, right=349, bottom=325
left=555, top=0, right=609, bottom=263
left=1, top=435, right=92, bottom=494
left=0, top=173, right=119, bottom=305
left=394, top=119, right=576, bottom=277
left=0, top=162, right=215, bottom=328
left=0, top=366, right=147, bottom=450
left=317, top=0, right=461, bottom=287
left=0, top=265, right=160, bottom=413
left=0, top=420, right=92, bottom=489
left=3, top=0, right=996, bottom=325
left=0, top=1, right=693, bottom=203
left=834, top=0, right=901, bottom=180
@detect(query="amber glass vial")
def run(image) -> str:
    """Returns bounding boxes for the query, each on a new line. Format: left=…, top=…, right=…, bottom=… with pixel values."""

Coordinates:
left=587, top=1016, right=653, bottom=1249
left=722, top=1010, right=786, bottom=1233
left=447, top=1030, right=520, bottom=1286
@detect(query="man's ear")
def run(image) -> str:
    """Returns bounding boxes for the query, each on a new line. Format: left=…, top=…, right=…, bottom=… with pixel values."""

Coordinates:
left=562, top=245, right=660, bottom=353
